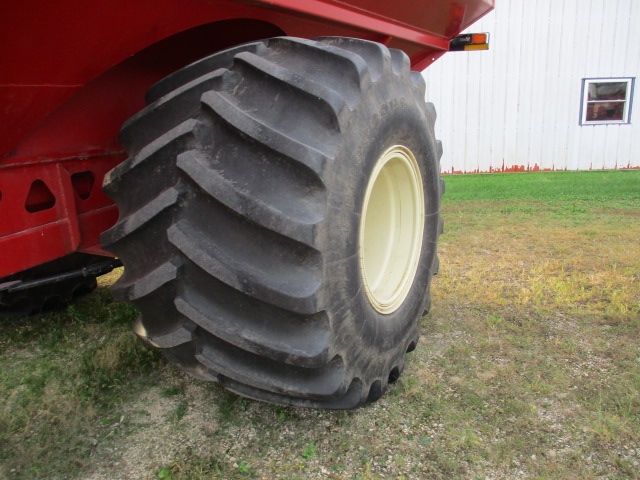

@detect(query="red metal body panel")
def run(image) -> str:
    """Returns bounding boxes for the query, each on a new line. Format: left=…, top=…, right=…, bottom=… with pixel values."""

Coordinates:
left=0, top=0, right=493, bottom=279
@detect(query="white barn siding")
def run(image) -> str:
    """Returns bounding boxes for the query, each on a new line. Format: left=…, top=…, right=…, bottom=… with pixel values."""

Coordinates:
left=423, top=0, right=640, bottom=173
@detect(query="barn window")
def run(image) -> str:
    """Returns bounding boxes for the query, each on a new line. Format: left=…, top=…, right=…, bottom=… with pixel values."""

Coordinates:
left=580, top=78, right=634, bottom=125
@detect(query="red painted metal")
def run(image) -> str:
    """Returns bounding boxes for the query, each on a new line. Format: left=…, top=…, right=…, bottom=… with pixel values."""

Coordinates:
left=0, top=0, right=494, bottom=279
left=0, top=154, right=121, bottom=277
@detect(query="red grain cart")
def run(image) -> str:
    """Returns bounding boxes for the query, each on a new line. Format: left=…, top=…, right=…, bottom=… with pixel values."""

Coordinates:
left=0, top=0, right=493, bottom=408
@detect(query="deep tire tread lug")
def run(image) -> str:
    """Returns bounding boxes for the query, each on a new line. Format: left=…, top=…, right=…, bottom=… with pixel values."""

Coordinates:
left=174, top=295, right=331, bottom=367
left=222, top=377, right=364, bottom=409
left=112, top=260, right=180, bottom=301
left=314, top=36, right=391, bottom=82
left=234, top=51, right=348, bottom=129
left=147, top=322, right=195, bottom=349
left=410, top=71, right=426, bottom=96
left=195, top=338, right=347, bottom=400
left=167, top=221, right=321, bottom=315
left=389, top=48, right=411, bottom=75
left=146, top=42, right=266, bottom=104
left=267, top=37, right=369, bottom=94
left=120, top=70, right=226, bottom=152
left=101, top=185, right=183, bottom=248
left=176, top=150, right=318, bottom=246
left=201, top=91, right=330, bottom=175
left=103, top=119, right=198, bottom=195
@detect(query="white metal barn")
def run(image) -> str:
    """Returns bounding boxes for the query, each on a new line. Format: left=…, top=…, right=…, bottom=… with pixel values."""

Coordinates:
left=423, top=0, right=640, bottom=174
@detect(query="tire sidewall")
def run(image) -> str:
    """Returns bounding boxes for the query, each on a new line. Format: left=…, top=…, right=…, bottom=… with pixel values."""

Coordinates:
left=324, top=72, right=441, bottom=372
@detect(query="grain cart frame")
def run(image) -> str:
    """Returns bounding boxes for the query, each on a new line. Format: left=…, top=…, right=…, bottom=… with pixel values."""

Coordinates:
left=0, top=0, right=493, bottom=408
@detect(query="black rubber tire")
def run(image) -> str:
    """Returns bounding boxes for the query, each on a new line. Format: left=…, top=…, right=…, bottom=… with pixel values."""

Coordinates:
left=0, top=253, right=101, bottom=318
left=101, top=37, right=443, bottom=409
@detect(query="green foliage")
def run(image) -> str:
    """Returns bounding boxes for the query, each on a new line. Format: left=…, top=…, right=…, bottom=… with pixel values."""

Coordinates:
left=157, top=467, right=173, bottom=479
left=301, top=441, right=317, bottom=459
left=443, top=170, right=640, bottom=203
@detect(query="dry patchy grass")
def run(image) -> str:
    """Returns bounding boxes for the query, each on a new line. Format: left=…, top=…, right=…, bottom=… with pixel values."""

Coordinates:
left=423, top=194, right=639, bottom=479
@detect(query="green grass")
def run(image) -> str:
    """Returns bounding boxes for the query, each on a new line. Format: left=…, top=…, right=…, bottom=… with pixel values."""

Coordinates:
left=1, top=170, right=638, bottom=479
left=443, top=170, right=639, bottom=203
left=0, top=273, right=161, bottom=478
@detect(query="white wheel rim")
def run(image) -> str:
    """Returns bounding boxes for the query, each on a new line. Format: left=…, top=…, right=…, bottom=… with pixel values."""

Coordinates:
left=359, top=145, right=425, bottom=315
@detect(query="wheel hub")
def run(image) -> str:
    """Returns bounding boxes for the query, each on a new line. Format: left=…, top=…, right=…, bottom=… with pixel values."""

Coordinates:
left=359, top=145, right=425, bottom=314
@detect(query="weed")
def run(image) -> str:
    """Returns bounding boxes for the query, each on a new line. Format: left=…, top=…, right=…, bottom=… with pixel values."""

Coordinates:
left=161, top=385, right=185, bottom=398
left=217, top=391, right=249, bottom=420
left=169, top=400, right=188, bottom=422
left=157, top=466, right=173, bottom=479
left=154, top=447, right=225, bottom=479
left=301, top=441, right=317, bottom=459
left=236, top=460, right=254, bottom=475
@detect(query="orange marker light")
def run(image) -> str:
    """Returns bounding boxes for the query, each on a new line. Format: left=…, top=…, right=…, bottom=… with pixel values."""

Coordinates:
left=471, top=33, right=487, bottom=44
left=449, top=32, right=490, bottom=51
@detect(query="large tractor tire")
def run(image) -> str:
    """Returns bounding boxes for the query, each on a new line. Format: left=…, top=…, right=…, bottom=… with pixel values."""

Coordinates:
left=102, top=37, right=443, bottom=409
